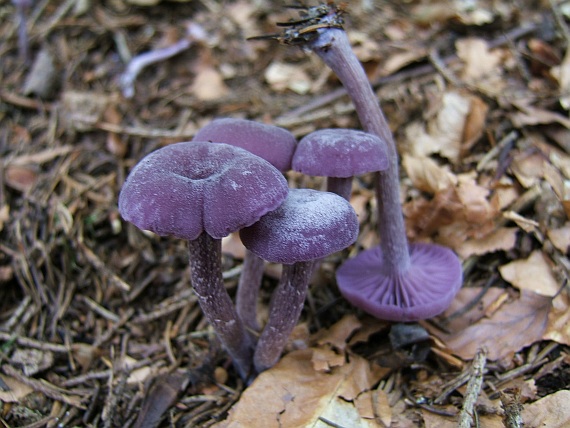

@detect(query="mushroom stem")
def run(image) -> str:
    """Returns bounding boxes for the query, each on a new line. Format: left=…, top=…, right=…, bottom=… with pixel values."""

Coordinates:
left=308, top=28, right=411, bottom=274
left=326, top=176, right=353, bottom=201
left=187, top=232, right=254, bottom=379
left=236, top=250, right=265, bottom=332
left=254, top=261, right=314, bottom=373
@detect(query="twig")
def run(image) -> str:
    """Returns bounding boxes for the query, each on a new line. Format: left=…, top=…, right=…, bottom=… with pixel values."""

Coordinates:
left=458, top=348, right=487, bottom=428
left=1, top=295, right=31, bottom=331
left=81, top=296, right=120, bottom=323
left=0, top=331, right=68, bottom=353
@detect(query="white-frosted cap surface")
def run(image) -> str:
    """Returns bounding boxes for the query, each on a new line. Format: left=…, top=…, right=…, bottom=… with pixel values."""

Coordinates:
left=240, top=188, right=358, bottom=264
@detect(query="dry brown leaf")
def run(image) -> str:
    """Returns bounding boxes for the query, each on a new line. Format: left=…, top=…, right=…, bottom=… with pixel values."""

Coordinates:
left=547, top=223, right=570, bottom=253
left=455, top=174, right=496, bottom=224
left=216, top=350, right=381, bottom=428
left=311, top=347, right=345, bottom=372
left=4, top=165, right=38, bottom=193
left=191, top=67, right=229, bottom=101
left=543, top=292, right=570, bottom=346
left=550, top=50, right=570, bottom=110
left=499, top=251, right=559, bottom=297
left=0, top=374, right=34, bottom=403
left=511, top=102, right=570, bottom=129
left=402, top=154, right=457, bottom=193
left=456, top=38, right=503, bottom=82
left=404, top=91, right=473, bottom=163
left=522, top=390, right=570, bottom=428
left=461, top=95, right=489, bottom=152
left=422, top=408, right=503, bottom=428
left=315, top=314, right=362, bottom=352
left=264, top=62, right=312, bottom=94
left=509, top=151, right=545, bottom=188
left=221, top=232, right=246, bottom=260
left=455, top=227, right=517, bottom=259
left=430, top=289, right=551, bottom=360
left=0, top=204, right=9, bottom=232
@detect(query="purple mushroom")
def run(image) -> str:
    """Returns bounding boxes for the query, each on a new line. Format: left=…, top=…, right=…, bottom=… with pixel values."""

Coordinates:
left=292, top=128, right=389, bottom=200
left=194, top=118, right=296, bottom=171
left=194, top=118, right=297, bottom=332
left=240, top=188, right=359, bottom=373
left=118, top=141, right=289, bottom=378
left=336, top=243, right=463, bottom=321
left=262, top=4, right=463, bottom=321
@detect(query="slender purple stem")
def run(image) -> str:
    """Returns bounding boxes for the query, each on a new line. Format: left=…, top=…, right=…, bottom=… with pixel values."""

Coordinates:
left=308, top=27, right=411, bottom=274
left=187, top=232, right=253, bottom=379
left=326, top=176, right=353, bottom=201
left=236, top=250, right=265, bottom=332
left=254, top=261, right=313, bottom=373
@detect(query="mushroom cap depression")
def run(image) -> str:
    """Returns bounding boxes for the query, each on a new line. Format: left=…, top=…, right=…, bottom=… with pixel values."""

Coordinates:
left=336, top=243, right=463, bottom=322
left=292, top=128, right=389, bottom=177
left=118, top=141, right=289, bottom=240
left=193, top=118, right=297, bottom=172
left=240, top=188, right=358, bottom=264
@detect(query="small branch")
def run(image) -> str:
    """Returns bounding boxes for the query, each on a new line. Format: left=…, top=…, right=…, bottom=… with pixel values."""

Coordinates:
left=458, top=348, right=487, bottom=428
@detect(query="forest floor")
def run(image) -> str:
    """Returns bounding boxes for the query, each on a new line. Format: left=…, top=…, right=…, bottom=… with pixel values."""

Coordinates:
left=1, top=0, right=570, bottom=427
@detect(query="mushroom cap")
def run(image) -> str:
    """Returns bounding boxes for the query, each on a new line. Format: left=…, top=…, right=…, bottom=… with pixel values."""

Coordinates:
left=193, top=118, right=297, bottom=172
left=240, top=188, right=358, bottom=264
left=336, top=243, right=463, bottom=322
left=118, top=141, right=289, bottom=240
left=292, top=129, right=389, bottom=178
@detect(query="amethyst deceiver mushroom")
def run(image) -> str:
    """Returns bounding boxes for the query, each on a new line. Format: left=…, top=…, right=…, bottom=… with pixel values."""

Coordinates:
left=194, top=118, right=297, bottom=171
left=194, top=118, right=297, bottom=332
left=239, top=188, right=358, bottom=373
left=262, top=3, right=463, bottom=320
left=292, top=128, right=389, bottom=200
left=118, top=141, right=289, bottom=379
left=336, top=243, right=463, bottom=321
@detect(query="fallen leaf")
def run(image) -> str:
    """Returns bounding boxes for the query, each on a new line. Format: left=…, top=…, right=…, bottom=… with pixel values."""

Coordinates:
left=4, top=165, right=38, bottom=193
left=543, top=292, right=570, bottom=345
left=499, top=251, right=559, bottom=297
left=314, top=314, right=362, bottom=352
left=265, top=62, right=312, bottom=94
left=547, top=223, right=570, bottom=253
left=191, top=67, right=229, bottom=101
left=511, top=102, right=570, bottom=129
left=0, top=374, right=34, bottom=403
left=430, top=289, right=551, bottom=360
left=522, top=390, right=570, bottom=428
left=456, top=38, right=503, bottom=82
left=312, top=347, right=345, bottom=372
left=402, top=154, right=457, bottom=193
left=404, top=91, right=472, bottom=163
left=133, top=370, right=189, bottom=428
left=422, top=409, right=503, bottom=428
left=550, top=50, right=570, bottom=109
left=0, top=204, right=9, bottom=232
left=455, top=227, right=518, bottom=259
left=216, top=350, right=381, bottom=428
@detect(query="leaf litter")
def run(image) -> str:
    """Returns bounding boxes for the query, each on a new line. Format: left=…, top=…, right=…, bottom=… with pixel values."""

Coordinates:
left=1, top=0, right=570, bottom=427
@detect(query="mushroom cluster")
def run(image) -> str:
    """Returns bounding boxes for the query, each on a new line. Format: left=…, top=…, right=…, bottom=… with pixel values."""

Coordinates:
left=118, top=3, right=465, bottom=379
